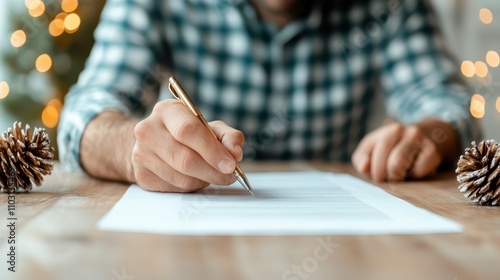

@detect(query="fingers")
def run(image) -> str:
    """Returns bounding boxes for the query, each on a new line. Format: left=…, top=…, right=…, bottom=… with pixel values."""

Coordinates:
left=210, top=120, right=245, bottom=161
left=386, top=127, right=421, bottom=181
left=133, top=164, right=208, bottom=193
left=411, top=137, right=441, bottom=179
left=132, top=99, right=244, bottom=193
left=352, top=132, right=376, bottom=174
left=158, top=132, right=236, bottom=185
left=369, top=123, right=405, bottom=181
left=354, top=123, right=443, bottom=182
left=160, top=101, right=237, bottom=174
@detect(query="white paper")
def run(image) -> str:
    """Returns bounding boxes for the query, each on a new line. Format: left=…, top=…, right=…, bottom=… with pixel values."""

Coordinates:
left=97, top=172, right=462, bottom=235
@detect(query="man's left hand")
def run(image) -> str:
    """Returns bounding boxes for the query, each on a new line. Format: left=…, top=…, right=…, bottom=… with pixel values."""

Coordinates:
left=352, top=120, right=459, bottom=182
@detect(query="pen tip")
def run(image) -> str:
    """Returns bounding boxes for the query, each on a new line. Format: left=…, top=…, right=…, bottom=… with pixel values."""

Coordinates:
left=249, top=190, right=254, bottom=197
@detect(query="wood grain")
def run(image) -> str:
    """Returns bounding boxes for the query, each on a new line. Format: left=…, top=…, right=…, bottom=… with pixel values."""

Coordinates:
left=1, top=162, right=499, bottom=280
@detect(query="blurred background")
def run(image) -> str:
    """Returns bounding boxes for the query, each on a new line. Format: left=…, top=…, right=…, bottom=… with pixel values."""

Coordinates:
left=0, top=0, right=499, bottom=158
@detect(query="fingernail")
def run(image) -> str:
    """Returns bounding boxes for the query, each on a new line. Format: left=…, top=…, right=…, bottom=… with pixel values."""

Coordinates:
left=234, top=146, right=243, bottom=161
left=218, top=158, right=235, bottom=174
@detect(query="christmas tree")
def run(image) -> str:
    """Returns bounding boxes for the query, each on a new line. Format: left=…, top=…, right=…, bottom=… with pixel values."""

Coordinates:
left=0, top=0, right=105, bottom=158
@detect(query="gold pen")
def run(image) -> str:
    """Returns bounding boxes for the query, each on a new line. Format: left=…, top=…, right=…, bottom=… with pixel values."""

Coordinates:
left=168, top=76, right=254, bottom=196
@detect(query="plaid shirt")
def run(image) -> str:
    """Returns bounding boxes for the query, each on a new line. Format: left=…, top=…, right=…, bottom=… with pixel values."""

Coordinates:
left=58, top=0, right=480, bottom=172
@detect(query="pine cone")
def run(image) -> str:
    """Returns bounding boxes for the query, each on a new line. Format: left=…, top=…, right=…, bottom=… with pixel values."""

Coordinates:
left=456, top=140, right=500, bottom=206
left=0, top=122, right=55, bottom=192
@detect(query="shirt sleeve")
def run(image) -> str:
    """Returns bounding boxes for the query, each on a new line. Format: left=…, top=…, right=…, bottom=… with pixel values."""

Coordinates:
left=58, top=0, right=165, bottom=172
left=376, top=0, right=482, bottom=150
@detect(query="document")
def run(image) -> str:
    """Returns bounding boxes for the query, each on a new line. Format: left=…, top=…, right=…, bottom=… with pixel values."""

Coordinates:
left=98, top=172, right=462, bottom=235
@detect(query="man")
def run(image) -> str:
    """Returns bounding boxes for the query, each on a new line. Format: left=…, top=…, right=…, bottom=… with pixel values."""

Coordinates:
left=58, top=0, right=480, bottom=192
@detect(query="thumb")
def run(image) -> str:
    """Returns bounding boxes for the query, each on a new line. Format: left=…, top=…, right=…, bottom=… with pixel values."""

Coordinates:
left=209, top=121, right=245, bottom=161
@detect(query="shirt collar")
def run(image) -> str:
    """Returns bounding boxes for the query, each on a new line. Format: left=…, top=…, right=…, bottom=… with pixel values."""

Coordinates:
left=238, top=1, right=324, bottom=43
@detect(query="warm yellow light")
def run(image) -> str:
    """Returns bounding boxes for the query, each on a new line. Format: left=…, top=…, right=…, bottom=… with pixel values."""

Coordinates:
left=49, top=19, right=65, bottom=37
left=28, top=0, right=45, bottom=17
left=61, top=0, right=78, bottom=13
left=56, top=12, right=68, bottom=21
left=496, top=97, right=500, bottom=113
left=0, top=81, right=9, bottom=99
left=35, top=54, right=52, bottom=73
left=480, top=8, right=493, bottom=24
left=42, top=106, right=59, bottom=128
left=474, top=61, right=488, bottom=78
left=470, top=94, right=485, bottom=119
left=64, top=13, right=81, bottom=32
left=47, top=99, right=63, bottom=111
left=10, top=30, right=27, bottom=48
left=486, top=51, right=500, bottom=67
left=461, top=60, right=475, bottom=78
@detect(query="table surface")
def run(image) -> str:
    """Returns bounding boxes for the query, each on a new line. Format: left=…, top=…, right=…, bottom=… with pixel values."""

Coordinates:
left=1, top=162, right=499, bottom=280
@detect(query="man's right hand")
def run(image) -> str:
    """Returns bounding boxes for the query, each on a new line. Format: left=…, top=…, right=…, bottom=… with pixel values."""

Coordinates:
left=131, top=99, right=244, bottom=192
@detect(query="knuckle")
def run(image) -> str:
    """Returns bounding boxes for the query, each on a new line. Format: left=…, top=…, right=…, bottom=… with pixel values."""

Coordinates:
left=172, top=119, right=198, bottom=140
left=133, top=120, right=149, bottom=141
left=152, top=99, right=175, bottom=114
left=406, top=126, right=422, bottom=139
left=389, top=123, right=405, bottom=135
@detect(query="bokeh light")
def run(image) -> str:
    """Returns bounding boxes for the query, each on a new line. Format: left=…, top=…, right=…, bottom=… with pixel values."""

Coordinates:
left=35, top=54, right=52, bottom=72
left=486, top=51, right=500, bottom=67
left=64, top=13, right=81, bottom=32
left=27, top=0, right=45, bottom=17
left=470, top=94, right=485, bottom=119
left=10, top=30, right=27, bottom=48
left=474, top=61, right=488, bottom=78
left=0, top=81, right=10, bottom=99
left=47, top=98, right=63, bottom=111
left=497, top=97, right=500, bottom=113
left=480, top=8, right=493, bottom=24
left=41, top=106, right=59, bottom=128
left=61, top=0, right=78, bottom=13
left=49, top=19, right=65, bottom=37
left=460, top=60, right=475, bottom=78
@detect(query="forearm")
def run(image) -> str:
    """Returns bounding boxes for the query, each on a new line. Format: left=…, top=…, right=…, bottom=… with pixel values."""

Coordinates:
left=81, top=111, right=137, bottom=182
left=416, top=118, right=461, bottom=167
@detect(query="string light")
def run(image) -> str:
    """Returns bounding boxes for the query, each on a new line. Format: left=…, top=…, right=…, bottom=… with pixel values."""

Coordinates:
left=35, top=54, right=52, bottom=72
left=61, top=0, right=78, bottom=13
left=0, top=81, right=9, bottom=99
left=474, top=61, right=488, bottom=78
left=27, top=0, right=45, bottom=17
left=64, top=13, right=81, bottom=33
left=486, top=51, right=500, bottom=67
left=470, top=94, right=486, bottom=119
left=460, top=60, right=475, bottom=78
left=49, top=19, right=65, bottom=37
left=10, top=30, right=27, bottom=48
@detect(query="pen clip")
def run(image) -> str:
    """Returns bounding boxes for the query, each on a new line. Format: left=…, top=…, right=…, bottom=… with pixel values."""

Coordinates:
left=168, top=83, right=181, bottom=101
left=168, top=76, right=202, bottom=116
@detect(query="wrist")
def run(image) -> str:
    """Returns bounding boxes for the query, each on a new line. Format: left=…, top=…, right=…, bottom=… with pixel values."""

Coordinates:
left=81, top=111, right=138, bottom=182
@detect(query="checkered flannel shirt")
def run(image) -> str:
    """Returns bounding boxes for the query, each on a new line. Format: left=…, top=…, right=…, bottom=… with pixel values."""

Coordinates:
left=58, top=0, right=481, bottom=172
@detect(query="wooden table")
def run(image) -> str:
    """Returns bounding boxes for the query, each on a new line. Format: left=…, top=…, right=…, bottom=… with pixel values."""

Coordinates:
left=1, top=162, right=499, bottom=280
